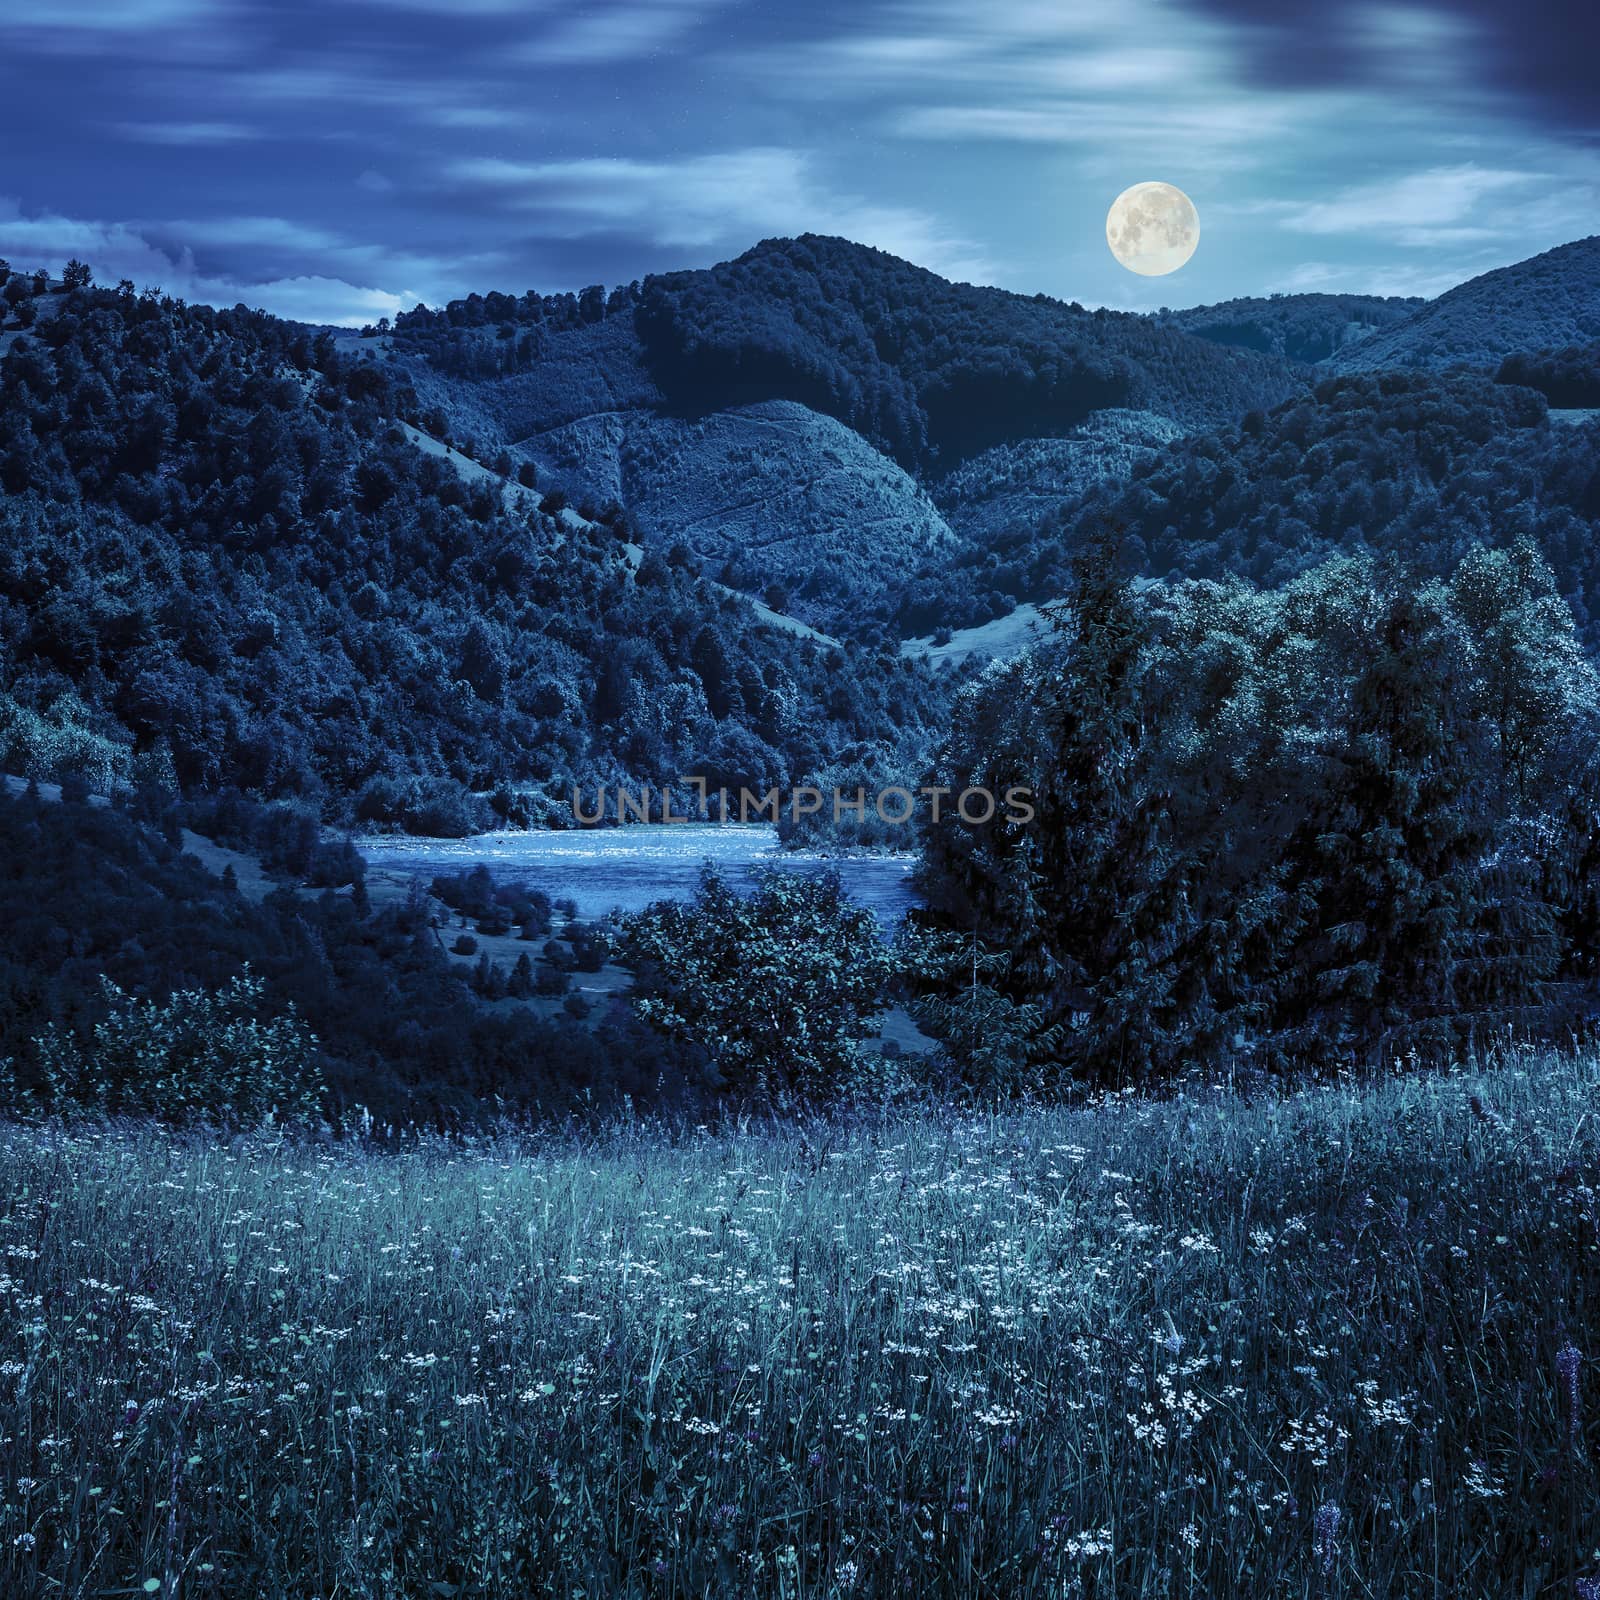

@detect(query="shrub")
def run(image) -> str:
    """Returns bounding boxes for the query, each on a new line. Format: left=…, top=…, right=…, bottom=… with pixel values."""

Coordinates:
left=564, top=921, right=610, bottom=972
left=618, top=867, right=895, bottom=1103
left=11, top=971, right=321, bottom=1125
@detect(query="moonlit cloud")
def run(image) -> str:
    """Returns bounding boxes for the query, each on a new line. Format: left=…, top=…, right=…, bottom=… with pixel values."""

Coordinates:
left=1, top=0, right=214, bottom=28
left=1278, top=165, right=1535, bottom=240
left=448, top=150, right=996, bottom=281
left=115, top=120, right=254, bottom=145
left=0, top=0, right=1592, bottom=320
left=0, top=199, right=424, bottom=326
left=517, top=0, right=733, bottom=65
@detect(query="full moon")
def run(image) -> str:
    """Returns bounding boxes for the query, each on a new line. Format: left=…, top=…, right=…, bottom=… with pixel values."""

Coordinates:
left=1106, top=182, right=1199, bottom=276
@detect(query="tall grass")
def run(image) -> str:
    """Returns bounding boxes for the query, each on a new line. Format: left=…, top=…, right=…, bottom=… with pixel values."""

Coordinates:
left=1, top=1049, right=1597, bottom=1597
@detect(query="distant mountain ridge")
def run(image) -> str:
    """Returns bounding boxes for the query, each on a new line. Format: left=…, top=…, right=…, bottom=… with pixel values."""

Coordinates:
left=1330, top=236, right=1600, bottom=373
left=387, top=234, right=1302, bottom=629
left=1159, top=292, right=1424, bottom=364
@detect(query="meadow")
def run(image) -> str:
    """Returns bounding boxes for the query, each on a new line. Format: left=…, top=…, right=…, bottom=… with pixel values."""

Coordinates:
left=1, top=1049, right=1596, bottom=1599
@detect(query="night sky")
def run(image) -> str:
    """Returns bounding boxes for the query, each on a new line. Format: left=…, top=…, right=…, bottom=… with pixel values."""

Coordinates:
left=0, top=0, right=1595, bottom=324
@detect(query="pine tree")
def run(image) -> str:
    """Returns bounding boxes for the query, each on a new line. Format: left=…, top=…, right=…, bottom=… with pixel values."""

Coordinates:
left=1029, top=520, right=1188, bottom=1083
left=507, top=952, right=535, bottom=999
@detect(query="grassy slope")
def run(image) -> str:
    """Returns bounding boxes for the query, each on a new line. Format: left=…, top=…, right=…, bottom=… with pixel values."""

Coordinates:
left=1, top=1050, right=1596, bottom=1597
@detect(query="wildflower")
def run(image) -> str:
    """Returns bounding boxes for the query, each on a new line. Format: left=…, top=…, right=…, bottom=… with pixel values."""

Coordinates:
left=1556, top=1343, right=1583, bottom=1446
left=1313, top=1501, right=1341, bottom=1574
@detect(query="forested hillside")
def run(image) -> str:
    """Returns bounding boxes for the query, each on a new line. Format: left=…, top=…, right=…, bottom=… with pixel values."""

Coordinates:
left=1331, top=235, right=1600, bottom=373
left=631, top=235, right=1301, bottom=468
left=0, top=275, right=952, bottom=828
left=1159, top=291, right=1423, bottom=363
left=383, top=235, right=1302, bottom=632
left=888, top=370, right=1600, bottom=643
left=393, top=236, right=1302, bottom=473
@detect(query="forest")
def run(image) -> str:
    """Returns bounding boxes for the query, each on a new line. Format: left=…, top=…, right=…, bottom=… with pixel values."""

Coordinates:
left=887, top=369, right=1600, bottom=639
left=3, top=247, right=1600, bottom=1111
left=912, top=530, right=1600, bottom=1085
left=0, top=272, right=952, bottom=832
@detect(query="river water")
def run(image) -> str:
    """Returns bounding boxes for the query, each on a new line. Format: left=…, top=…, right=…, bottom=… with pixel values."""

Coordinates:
left=355, top=824, right=923, bottom=926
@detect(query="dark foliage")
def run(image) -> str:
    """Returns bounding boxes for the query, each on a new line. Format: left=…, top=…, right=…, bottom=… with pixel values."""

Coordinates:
left=0, top=281, right=950, bottom=825
left=1159, top=291, right=1423, bottom=364
left=0, top=788, right=698, bottom=1124
left=915, top=534, right=1600, bottom=1085
left=632, top=235, right=1301, bottom=471
left=896, top=371, right=1600, bottom=645
left=1497, top=340, right=1600, bottom=408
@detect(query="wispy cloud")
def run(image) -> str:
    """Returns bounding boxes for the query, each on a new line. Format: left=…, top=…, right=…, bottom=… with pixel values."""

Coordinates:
left=115, top=120, right=253, bottom=145
left=1, top=0, right=212, bottom=28
left=162, top=216, right=348, bottom=252
left=1272, top=258, right=1480, bottom=298
left=518, top=0, right=732, bottom=65
left=1276, top=164, right=1534, bottom=243
left=0, top=198, right=428, bottom=325
left=739, top=0, right=1296, bottom=161
left=446, top=148, right=997, bottom=280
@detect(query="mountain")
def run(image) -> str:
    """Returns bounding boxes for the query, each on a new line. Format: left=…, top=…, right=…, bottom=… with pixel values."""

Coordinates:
left=0, top=277, right=952, bottom=829
left=384, top=235, right=1302, bottom=631
left=6, top=232, right=1598, bottom=827
left=522, top=398, right=957, bottom=624
left=628, top=236, right=1302, bottom=463
left=1041, top=370, right=1600, bottom=642
left=1330, top=236, right=1600, bottom=373
left=1158, top=292, right=1424, bottom=364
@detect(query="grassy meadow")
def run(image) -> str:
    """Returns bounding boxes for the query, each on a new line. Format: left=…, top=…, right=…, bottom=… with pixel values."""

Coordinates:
left=1, top=1050, right=1597, bottom=1598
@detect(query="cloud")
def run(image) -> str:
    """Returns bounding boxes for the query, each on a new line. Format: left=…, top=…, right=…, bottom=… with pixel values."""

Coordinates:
left=1174, top=0, right=1600, bottom=139
left=1275, top=164, right=1535, bottom=244
left=161, top=217, right=348, bottom=252
left=0, top=0, right=212, bottom=27
left=736, top=0, right=1319, bottom=173
left=115, top=120, right=253, bottom=145
left=420, top=105, right=528, bottom=130
left=517, top=0, right=732, bottom=64
left=446, top=148, right=997, bottom=280
left=1272, top=258, right=1489, bottom=299
left=0, top=198, right=417, bottom=325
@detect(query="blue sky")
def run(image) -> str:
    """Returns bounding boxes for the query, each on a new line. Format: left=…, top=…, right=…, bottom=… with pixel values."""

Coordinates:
left=0, top=0, right=1595, bottom=324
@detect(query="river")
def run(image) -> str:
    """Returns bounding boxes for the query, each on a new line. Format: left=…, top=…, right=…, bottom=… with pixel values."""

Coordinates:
left=355, top=824, right=923, bottom=927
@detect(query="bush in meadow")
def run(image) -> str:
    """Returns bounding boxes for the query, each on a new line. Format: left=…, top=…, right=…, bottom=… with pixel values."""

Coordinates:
left=4, top=970, right=321, bottom=1125
left=618, top=866, right=896, bottom=1103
